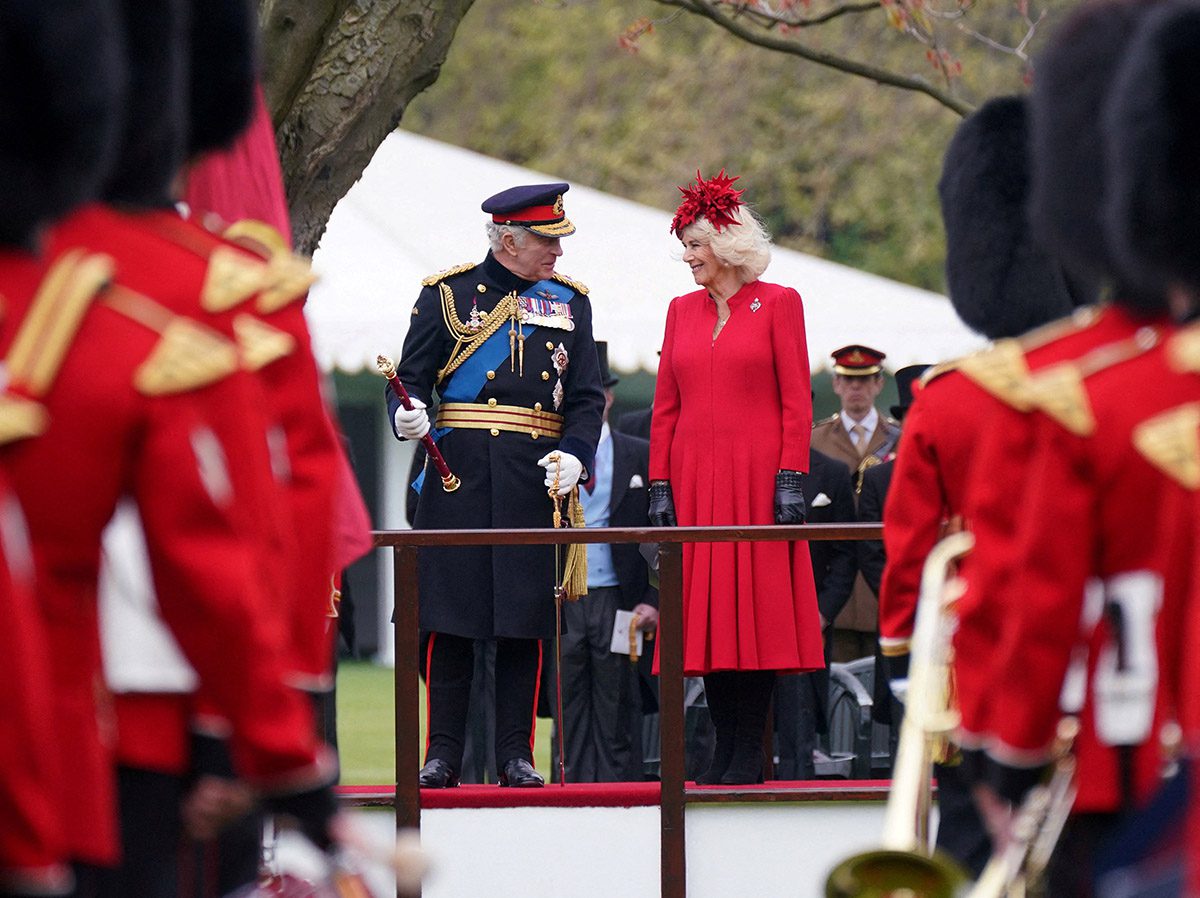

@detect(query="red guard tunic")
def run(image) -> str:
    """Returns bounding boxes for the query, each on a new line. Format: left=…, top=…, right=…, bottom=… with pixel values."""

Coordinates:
left=649, top=281, right=823, bottom=675
left=0, top=246, right=328, bottom=863
left=949, top=306, right=1150, bottom=737
left=955, top=312, right=1200, bottom=811
left=0, top=470, right=68, bottom=894
left=53, top=204, right=342, bottom=690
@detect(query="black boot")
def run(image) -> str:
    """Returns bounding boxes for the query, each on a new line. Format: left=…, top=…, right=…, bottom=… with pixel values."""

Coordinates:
left=696, top=672, right=736, bottom=784
left=721, top=671, right=776, bottom=785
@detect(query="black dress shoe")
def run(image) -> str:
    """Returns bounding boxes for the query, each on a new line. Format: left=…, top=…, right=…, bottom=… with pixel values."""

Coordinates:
left=498, top=758, right=544, bottom=787
left=418, top=759, right=459, bottom=788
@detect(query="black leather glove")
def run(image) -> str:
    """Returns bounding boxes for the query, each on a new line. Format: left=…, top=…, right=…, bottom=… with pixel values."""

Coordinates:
left=264, top=781, right=339, bottom=850
left=774, top=470, right=806, bottom=524
left=648, top=480, right=677, bottom=528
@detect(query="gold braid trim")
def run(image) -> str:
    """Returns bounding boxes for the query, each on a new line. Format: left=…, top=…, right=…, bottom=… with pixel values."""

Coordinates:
left=435, top=282, right=518, bottom=385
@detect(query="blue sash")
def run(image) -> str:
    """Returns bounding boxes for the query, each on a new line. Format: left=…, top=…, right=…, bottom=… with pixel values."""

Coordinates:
left=412, top=279, right=573, bottom=494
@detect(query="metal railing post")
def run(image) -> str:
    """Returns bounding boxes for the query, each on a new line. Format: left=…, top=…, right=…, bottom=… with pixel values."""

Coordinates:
left=393, top=545, right=421, bottom=898
left=658, top=540, right=686, bottom=898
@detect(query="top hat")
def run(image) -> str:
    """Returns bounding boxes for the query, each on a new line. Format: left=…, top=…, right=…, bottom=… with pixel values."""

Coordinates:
left=831, top=345, right=886, bottom=376
left=890, top=364, right=930, bottom=420
left=1104, top=0, right=1200, bottom=294
left=595, top=341, right=619, bottom=388
left=482, top=182, right=575, bottom=237
left=938, top=95, right=1088, bottom=340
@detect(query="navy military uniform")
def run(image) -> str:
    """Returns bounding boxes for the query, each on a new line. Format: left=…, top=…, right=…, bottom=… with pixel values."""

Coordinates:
left=388, top=183, right=604, bottom=786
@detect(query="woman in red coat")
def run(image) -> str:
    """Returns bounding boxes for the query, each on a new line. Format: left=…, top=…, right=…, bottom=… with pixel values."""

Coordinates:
left=648, top=171, right=824, bottom=784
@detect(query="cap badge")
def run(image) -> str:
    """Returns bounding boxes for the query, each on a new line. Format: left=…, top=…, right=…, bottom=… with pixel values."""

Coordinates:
left=553, top=195, right=564, bottom=216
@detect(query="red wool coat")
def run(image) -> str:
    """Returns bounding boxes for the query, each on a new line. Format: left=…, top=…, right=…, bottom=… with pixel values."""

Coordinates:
left=650, top=281, right=823, bottom=675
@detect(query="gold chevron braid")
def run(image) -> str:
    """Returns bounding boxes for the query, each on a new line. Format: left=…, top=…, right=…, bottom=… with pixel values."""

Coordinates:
left=233, top=314, right=296, bottom=370
left=6, top=250, right=115, bottom=396
left=1132, top=403, right=1200, bottom=489
left=102, top=285, right=240, bottom=395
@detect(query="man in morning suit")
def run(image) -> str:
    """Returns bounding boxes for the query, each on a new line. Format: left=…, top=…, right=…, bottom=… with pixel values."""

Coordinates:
left=388, top=183, right=604, bottom=788
left=553, top=342, right=658, bottom=782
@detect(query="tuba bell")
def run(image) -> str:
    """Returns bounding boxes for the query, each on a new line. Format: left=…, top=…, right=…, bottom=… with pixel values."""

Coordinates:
left=825, top=532, right=975, bottom=898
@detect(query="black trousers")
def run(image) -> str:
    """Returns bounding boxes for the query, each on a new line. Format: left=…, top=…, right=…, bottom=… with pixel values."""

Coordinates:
left=773, top=673, right=820, bottom=780
left=552, top=586, right=640, bottom=783
left=423, top=631, right=542, bottom=770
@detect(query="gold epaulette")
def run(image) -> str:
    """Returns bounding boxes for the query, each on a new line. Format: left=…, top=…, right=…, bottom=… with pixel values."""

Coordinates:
left=6, top=249, right=114, bottom=397
left=551, top=272, right=589, bottom=295
left=214, top=220, right=317, bottom=314
left=957, top=340, right=1033, bottom=411
left=1014, top=305, right=1104, bottom=352
left=202, top=246, right=271, bottom=312
left=1132, top=403, right=1200, bottom=489
left=1025, top=362, right=1095, bottom=437
left=421, top=262, right=475, bottom=287
left=918, top=358, right=961, bottom=387
left=1167, top=320, right=1200, bottom=373
left=103, top=286, right=239, bottom=395
left=1024, top=326, right=1160, bottom=438
left=233, top=314, right=296, bottom=370
left=812, top=413, right=840, bottom=428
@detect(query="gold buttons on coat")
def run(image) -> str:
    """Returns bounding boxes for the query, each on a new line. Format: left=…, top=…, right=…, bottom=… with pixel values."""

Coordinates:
left=487, top=370, right=496, bottom=380
left=477, top=284, right=487, bottom=293
left=541, top=371, right=550, bottom=381
left=490, top=428, right=500, bottom=437
left=531, top=430, right=540, bottom=440
left=534, top=402, right=542, bottom=411
left=545, top=341, right=554, bottom=350
left=487, top=398, right=497, bottom=407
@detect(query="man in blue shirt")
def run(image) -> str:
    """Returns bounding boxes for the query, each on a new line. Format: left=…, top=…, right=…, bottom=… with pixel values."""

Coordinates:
left=554, top=342, right=658, bottom=782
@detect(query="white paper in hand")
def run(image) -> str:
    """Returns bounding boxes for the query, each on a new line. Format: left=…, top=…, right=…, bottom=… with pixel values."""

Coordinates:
left=610, top=609, right=644, bottom=657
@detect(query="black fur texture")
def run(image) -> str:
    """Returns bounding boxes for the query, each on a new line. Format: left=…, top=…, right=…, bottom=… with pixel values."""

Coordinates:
left=939, top=95, right=1085, bottom=340
left=0, top=0, right=125, bottom=246
left=1104, top=1, right=1200, bottom=293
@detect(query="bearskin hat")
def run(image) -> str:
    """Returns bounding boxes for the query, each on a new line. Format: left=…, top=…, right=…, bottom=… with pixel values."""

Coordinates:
left=102, top=0, right=188, bottom=206
left=1103, top=1, right=1200, bottom=294
left=187, top=0, right=259, bottom=157
left=0, top=0, right=125, bottom=246
left=1028, top=0, right=1171, bottom=311
left=938, top=95, right=1090, bottom=340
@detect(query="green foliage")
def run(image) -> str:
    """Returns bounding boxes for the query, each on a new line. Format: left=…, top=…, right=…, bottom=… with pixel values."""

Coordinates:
left=402, top=0, right=1065, bottom=291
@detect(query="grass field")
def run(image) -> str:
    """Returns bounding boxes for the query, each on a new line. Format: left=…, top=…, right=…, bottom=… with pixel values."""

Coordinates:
left=334, top=660, right=552, bottom=784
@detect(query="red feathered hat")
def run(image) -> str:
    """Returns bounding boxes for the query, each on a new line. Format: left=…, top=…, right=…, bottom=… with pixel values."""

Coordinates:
left=670, top=169, right=745, bottom=235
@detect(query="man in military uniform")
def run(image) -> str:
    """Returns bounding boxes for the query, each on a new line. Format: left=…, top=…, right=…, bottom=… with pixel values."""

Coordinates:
left=811, top=345, right=900, bottom=662
left=389, top=183, right=604, bottom=788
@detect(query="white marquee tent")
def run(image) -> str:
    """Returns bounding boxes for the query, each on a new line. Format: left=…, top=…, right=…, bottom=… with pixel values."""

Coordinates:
left=306, top=130, right=985, bottom=376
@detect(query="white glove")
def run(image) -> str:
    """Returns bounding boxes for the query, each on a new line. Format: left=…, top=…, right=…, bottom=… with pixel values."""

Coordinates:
left=393, top=398, right=430, bottom=441
left=538, top=451, right=583, bottom=496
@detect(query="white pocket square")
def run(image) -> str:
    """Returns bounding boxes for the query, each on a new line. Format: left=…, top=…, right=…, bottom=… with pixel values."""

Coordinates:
left=812, top=492, right=832, bottom=507
left=629, top=474, right=645, bottom=488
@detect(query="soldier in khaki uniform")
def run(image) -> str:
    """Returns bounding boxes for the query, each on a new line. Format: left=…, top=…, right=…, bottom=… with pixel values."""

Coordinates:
left=810, top=345, right=900, bottom=662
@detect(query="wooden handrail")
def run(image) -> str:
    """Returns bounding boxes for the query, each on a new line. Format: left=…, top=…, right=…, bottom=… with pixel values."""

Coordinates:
left=382, top=522, right=882, bottom=898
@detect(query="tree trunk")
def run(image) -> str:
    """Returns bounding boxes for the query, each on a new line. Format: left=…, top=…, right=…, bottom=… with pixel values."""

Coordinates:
left=259, top=0, right=476, bottom=254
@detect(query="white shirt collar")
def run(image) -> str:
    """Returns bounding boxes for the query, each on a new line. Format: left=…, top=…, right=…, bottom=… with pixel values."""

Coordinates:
left=841, top=406, right=879, bottom=439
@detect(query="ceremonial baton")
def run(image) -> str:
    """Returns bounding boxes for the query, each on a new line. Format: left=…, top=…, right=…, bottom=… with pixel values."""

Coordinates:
left=376, top=355, right=460, bottom=492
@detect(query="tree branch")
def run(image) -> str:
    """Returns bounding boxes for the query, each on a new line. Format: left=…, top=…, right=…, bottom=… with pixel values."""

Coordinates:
left=654, top=0, right=972, bottom=116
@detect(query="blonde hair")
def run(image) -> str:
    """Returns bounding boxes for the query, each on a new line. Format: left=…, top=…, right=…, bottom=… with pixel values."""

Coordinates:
left=682, top=205, right=772, bottom=282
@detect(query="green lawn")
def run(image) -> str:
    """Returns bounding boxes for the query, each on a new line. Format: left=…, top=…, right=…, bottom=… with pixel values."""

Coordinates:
left=335, top=660, right=552, bottom=784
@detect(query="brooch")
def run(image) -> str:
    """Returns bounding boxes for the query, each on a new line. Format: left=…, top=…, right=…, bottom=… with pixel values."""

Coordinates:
left=750, top=297, right=761, bottom=312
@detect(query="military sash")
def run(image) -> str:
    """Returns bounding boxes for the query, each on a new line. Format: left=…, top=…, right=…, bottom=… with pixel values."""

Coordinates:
left=412, top=279, right=575, bottom=494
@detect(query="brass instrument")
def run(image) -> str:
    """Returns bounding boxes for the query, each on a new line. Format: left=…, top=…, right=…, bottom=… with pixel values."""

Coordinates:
left=825, top=532, right=975, bottom=898
left=965, top=718, right=1079, bottom=898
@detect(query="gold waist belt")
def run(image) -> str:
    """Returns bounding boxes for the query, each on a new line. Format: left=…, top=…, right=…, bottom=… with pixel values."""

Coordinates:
left=436, top=402, right=564, bottom=440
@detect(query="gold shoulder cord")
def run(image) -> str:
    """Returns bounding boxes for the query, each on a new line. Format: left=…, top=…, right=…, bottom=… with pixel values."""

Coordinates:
left=436, top=282, right=518, bottom=385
